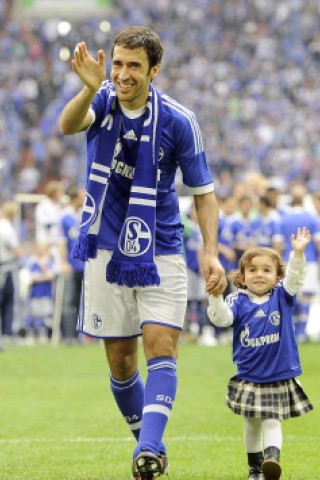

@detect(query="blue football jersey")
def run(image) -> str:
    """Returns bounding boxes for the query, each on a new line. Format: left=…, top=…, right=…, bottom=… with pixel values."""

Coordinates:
left=182, top=212, right=202, bottom=275
left=29, top=259, right=54, bottom=299
left=218, top=212, right=237, bottom=271
left=279, top=207, right=320, bottom=262
left=226, top=284, right=302, bottom=383
left=250, top=214, right=281, bottom=248
left=86, top=82, right=214, bottom=255
left=60, top=209, right=84, bottom=272
left=231, top=214, right=255, bottom=261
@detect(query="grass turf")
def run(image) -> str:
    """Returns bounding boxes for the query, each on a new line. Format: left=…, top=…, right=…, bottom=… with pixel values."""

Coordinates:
left=0, top=340, right=319, bottom=479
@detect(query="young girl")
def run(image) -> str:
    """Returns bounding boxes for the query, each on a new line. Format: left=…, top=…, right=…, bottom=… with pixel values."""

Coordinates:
left=25, top=241, right=56, bottom=344
left=207, top=227, right=314, bottom=480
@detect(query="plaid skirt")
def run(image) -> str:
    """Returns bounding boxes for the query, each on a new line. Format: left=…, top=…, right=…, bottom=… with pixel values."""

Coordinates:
left=226, top=376, right=314, bottom=420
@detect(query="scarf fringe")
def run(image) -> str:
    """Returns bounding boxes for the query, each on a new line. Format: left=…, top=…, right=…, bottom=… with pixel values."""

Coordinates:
left=106, top=260, right=160, bottom=287
left=71, top=233, right=98, bottom=261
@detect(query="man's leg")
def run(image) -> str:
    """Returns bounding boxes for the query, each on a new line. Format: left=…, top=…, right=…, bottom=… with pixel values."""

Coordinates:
left=104, top=336, right=167, bottom=462
left=1, top=273, right=14, bottom=336
left=130, top=324, right=180, bottom=477
left=104, top=337, right=144, bottom=440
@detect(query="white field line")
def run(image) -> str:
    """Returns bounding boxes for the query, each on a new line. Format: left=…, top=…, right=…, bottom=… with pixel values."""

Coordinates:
left=0, top=434, right=318, bottom=444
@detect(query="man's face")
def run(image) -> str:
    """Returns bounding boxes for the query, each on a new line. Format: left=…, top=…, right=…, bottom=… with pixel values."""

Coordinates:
left=110, top=46, right=160, bottom=110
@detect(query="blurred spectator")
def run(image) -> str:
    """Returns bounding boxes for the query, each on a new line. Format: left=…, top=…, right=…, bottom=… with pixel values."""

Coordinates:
left=24, top=241, right=56, bottom=345
left=0, top=0, right=13, bottom=27
left=34, top=180, right=67, bottom=269
left=59, top=186, right=85, bottom=344
left=250, top=195, right=282, bottom=252
left=217, top=194, right=237, bottom=277
left=311, top=190, right=320, bottom=218
left=182, top=203, right=217, bottom=345
left=34, top=180, right=64, bottom=244
left=278, top=185, right=320, bottom=342
left=0, top=201, right=23, bottom=345
left=231, top=195, right=256, bottom=262
left=216, top=194, right=237, bottom=344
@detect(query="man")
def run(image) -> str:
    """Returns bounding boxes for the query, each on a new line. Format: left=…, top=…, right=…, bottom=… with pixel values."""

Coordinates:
left=278, top=185, right=320, bottom=342
left=34, top=180, right=67, bottom=269
left=59, top=26, right=226, bottom=479
left=0, top=202, right=23, bottom=347
left=34, top=180, right=64, bottom=245
left=250, top=195, right=282, bottom=252
left=59, top=186, right=85, bottom=343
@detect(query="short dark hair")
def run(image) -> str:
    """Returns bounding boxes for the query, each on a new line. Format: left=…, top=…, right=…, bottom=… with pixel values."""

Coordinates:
left=259, top=195, right=272, bottom=208
left=112, top=26, right=163, bottom=69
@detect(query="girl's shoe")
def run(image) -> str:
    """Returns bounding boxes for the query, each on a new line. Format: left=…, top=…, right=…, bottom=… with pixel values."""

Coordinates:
left=247, top=451, right=264, bottom=479
left=263, top=446, right=281, bottom=480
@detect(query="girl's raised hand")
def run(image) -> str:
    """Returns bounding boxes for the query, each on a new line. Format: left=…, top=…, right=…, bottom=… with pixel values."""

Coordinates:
left=290, top=227, right=312, bottom=254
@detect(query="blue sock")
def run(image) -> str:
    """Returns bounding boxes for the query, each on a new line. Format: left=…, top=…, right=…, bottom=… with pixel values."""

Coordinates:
left=133, top=356, right=177, bottom=458
left=110, top=370, right=144, bottom=441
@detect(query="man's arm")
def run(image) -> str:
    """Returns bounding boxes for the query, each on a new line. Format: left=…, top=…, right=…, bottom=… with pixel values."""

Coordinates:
left=194, top=192, right=227, bottom=295
left=59, top=42, right=106, bottom=135
left=59, top=87, right=95, bottom=134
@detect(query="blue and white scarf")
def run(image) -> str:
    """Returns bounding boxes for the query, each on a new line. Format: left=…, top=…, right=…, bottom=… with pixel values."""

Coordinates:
left=72, top=82, right=162, bottom=288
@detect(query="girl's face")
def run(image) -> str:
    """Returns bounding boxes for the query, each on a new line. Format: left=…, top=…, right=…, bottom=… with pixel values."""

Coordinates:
left=241, top=254, right=280, bottom=296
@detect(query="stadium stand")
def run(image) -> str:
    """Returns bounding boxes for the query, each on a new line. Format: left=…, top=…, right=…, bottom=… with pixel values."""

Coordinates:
left=2, top=0, right=320, bottom=202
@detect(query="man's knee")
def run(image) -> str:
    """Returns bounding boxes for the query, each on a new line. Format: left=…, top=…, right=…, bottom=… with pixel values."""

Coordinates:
left=104, top=337, right=138, bottom=380
left=142, top=324, right=180, bottom=359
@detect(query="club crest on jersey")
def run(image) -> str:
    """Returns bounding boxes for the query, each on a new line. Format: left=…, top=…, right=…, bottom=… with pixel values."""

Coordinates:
left=119, top=217, right=151, bottom=257
left=268, top=311, right=280, bottom=326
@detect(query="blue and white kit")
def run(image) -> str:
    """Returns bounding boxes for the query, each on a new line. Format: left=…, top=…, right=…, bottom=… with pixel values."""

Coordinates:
left=208, top=253, right=306, bottom=383
left=78, top=82, right=214, bottom=337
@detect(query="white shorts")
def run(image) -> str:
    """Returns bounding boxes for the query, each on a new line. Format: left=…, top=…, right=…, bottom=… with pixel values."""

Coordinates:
left=77, top=250, right=187, bottom=338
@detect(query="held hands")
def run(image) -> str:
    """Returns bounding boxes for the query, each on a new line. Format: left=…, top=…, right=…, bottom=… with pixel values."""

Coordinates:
left=290, top=227, right=312, bottom=256
left=202, top=254, right=227, bottom=296
left=72, top=42, right=106, bottom=93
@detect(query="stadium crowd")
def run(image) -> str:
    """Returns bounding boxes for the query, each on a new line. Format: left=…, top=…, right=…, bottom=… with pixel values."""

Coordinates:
left=1, top=0, right=320, bottom=346
left=2, top=0, right=320, bottom=200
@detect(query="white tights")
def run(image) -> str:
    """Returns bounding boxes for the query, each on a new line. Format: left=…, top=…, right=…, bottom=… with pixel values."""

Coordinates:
left=244, top=417, right=283, bottom=453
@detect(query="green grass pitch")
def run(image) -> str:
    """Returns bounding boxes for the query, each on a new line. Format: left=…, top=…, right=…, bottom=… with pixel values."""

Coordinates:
left=0, top=341, right=319, bottom=479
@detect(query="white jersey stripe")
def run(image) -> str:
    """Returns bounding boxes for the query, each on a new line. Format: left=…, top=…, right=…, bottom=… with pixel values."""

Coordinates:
left=131, top=186, right=157, bottom=195
left=129, top=198, right=156, bottom=207
left=89, top=174, right=109, bottom=184
left=163, top=99, right=202, bottom=154
left=162, top=96, right=203, bottom=154
left=92, top=162, right=110, bottom=174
